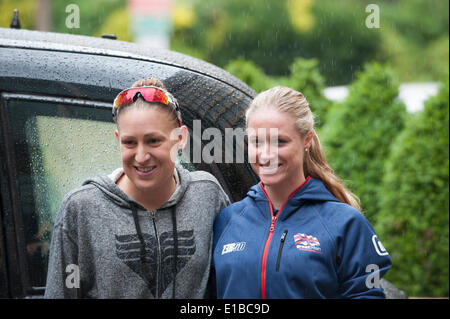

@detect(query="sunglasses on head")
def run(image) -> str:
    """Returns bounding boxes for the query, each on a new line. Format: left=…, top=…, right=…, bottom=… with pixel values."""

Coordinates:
left=112, top=86, right=181, bottom=126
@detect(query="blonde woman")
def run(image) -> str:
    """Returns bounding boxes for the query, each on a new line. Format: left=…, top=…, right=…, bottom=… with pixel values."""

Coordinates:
left=212, top=86, right=391, bottom=299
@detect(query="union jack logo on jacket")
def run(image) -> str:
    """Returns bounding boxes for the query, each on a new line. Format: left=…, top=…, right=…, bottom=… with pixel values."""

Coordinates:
left=294, top=233, right=322, bottom=254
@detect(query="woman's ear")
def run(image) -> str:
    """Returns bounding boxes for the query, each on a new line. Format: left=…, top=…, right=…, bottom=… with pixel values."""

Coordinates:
left=115, top=129, right=119, bottom=139
left=169, top=125, right=189, bottom=151
left=177, top=125, right=189, bottom=150
left=304, top=130, right=314, bottom=149
left=170, top=125, right=189, bottom=163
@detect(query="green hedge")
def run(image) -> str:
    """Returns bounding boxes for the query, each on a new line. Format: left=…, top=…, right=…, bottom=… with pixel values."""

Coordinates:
left=177, top=0, right=381, bottom=85
left=320, top=63, right=407, bottom=223
left=375, top=76, right=449, bottom=297
left=226, top=57, right=331, bottom=129
left=281, top=58, right=331, bottom=129
left=225, top=58, right=275, bottom=93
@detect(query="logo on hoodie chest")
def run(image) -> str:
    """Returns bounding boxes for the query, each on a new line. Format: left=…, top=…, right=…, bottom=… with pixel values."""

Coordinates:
left=115, top=230, right=196, bottom=298
left=294, top=233, right=322, bottom=254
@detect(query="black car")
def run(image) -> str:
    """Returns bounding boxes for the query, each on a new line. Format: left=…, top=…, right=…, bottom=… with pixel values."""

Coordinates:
left=0, top=27, right=405, bottom=299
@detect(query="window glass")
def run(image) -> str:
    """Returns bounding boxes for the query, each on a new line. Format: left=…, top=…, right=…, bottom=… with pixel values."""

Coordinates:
left=27, top=115, right=120, bottom=219
left=7, top=99, right=120, bottom=289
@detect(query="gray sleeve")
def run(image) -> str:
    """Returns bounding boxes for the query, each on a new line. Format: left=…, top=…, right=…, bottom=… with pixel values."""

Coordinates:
left=220, top=188, right=232, bottom=209
left=44, top=204, right=81, bottom=298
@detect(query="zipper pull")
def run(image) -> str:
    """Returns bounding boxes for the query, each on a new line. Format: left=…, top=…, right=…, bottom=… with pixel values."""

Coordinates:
left=280, top=230, right=287, bottom=242
left=269, top=217, right=276, bottom=232
left=151, top=210, right=156, bottom=219
left=276, top=230, right=288, bottom=272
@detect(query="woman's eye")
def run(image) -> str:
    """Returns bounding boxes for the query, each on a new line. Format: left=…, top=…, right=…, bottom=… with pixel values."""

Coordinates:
left=122, top=140, right=135, bottom=145
left=148, top=138, right=161, bottom=144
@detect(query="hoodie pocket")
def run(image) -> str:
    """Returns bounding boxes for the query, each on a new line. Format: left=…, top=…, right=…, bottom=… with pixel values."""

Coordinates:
left=276, top=230, right=288, bottom=272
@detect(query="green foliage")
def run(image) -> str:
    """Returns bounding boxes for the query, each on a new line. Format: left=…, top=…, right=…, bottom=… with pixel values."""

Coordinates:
left=51, top=0, right=125, bottom=36
left=171, top=0, right=448, bottom=85
left=3, top=0, right=448, bottom=85
left=225, top=58, right=275, bottom=93
left=225, top=57, right=331, bottom=128
left=374, top=0, right=449, bottom=82
left=425, top=36, right=450, bottom=80
left=376, top=24, right=449, bottom=83
left=94, top=7, right=132, bottom=42
left=304, top=0, right=382, bottom=85
left=282, top=58, right=331, bottom=129
left=376, top=75, right=449, bottom=297
left=174, top=0, right=382, bottom=85
left=187, top=0, right=298, bottom=75
left=379, top=0, right=449, bottom=45
left=320, top=63, right=407, bottom=222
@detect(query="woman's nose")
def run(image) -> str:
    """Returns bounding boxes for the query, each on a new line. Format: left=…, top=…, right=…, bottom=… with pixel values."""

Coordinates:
left=259, top=141, right=278, bottom=163
left=135, top=145, right=151, bottom=163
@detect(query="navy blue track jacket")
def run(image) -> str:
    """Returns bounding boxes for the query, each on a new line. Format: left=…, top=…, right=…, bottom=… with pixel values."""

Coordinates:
left=212, top=177, right=392, bottom=298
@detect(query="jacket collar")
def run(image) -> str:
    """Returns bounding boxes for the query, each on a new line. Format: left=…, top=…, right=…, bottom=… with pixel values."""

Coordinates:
left=247, top=177, right=340, bottom=220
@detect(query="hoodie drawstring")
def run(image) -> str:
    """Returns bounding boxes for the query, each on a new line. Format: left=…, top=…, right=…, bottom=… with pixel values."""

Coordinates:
left=171, top=210, right=178, bottom=299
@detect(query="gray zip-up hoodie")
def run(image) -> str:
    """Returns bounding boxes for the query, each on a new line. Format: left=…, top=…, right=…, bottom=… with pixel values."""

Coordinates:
left=44, top=165, right=230, bottom=299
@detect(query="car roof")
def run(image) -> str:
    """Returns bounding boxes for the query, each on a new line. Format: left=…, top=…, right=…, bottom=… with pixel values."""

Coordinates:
left=0, top=27, right=255, bottom=98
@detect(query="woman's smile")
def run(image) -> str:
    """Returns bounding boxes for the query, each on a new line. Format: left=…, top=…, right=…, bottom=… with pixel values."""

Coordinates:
left=134, top=165, right=157, bottom=176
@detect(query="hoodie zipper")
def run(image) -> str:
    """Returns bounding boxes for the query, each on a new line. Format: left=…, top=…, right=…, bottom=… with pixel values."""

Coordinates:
left=150, top=210, right=161, bottom=298
left=276, top=230, right=288, bottom=272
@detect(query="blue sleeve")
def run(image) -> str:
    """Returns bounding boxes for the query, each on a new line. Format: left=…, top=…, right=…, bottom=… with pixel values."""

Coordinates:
left=211, top=205, right=234, bottom=268
left=336, top=212, right=392, bottom=299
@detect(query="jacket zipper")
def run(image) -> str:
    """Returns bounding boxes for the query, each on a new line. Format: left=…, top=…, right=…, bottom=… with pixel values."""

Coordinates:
left=151, top=210, right=161, bottom=298
left=276, top=230, right=288, bottom=272
left=260, top=213, right=277, bottom=299
left=259, top=177, right=310, bottom=299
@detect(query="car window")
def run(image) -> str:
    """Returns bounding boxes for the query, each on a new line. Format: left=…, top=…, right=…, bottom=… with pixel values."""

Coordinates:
left=3, top=95, right=122, bottom=291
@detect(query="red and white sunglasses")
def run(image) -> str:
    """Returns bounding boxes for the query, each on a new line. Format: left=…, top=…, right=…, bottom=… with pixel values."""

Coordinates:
left=112, top=86, right=181, bottom=126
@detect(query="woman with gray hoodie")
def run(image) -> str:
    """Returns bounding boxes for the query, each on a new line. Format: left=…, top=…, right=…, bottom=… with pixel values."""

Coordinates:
left=44, top=78, right=230, bottom=298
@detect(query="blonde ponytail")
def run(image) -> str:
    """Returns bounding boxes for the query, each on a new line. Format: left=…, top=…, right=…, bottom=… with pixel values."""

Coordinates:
left=304, top=131, right=361, bottom=210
